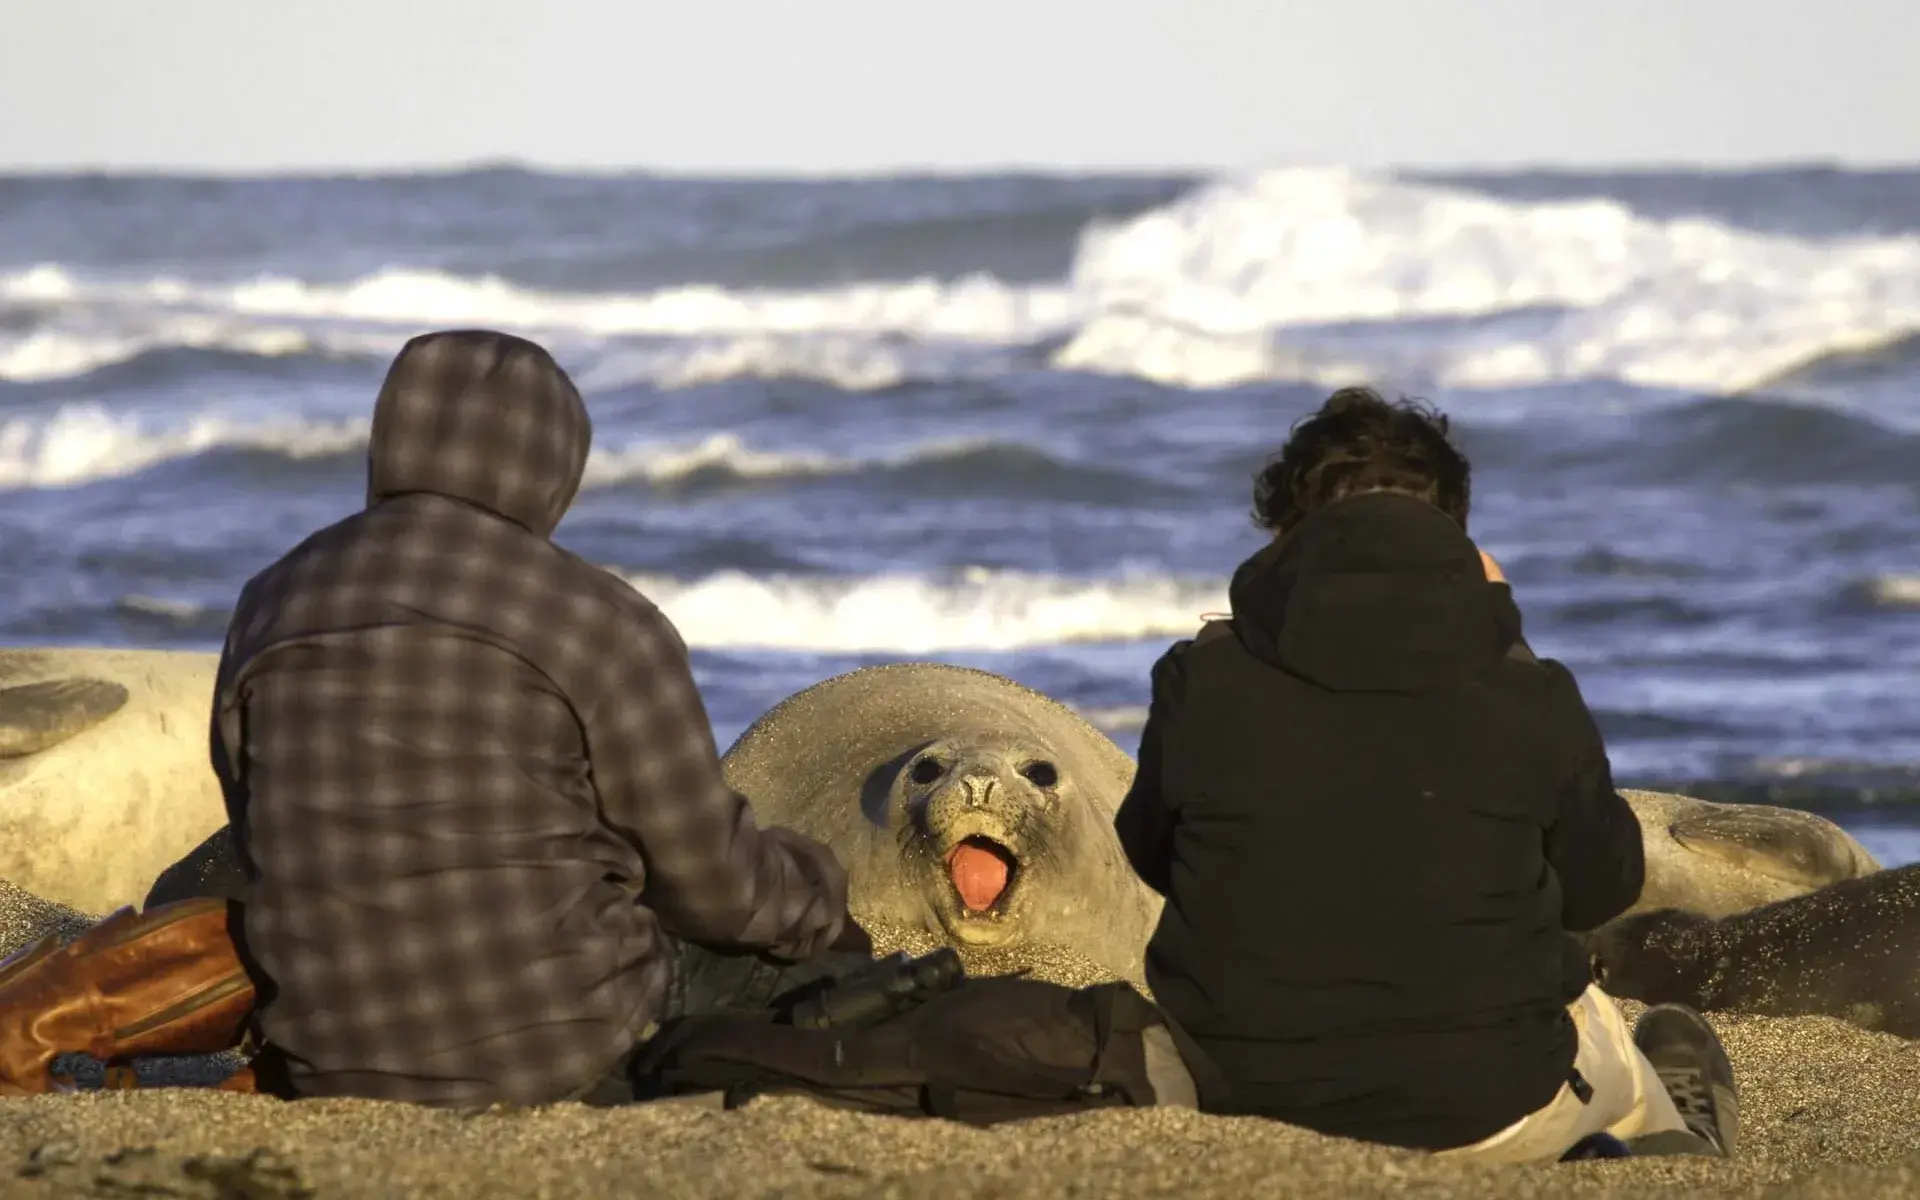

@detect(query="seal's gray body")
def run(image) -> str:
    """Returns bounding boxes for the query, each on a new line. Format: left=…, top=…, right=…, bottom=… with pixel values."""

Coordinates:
left=1621, top=789, right=1881, bottom=918
left=719, top=663, right=1161, bottom=989
left=1589, top=863, right=1919, bottom=1038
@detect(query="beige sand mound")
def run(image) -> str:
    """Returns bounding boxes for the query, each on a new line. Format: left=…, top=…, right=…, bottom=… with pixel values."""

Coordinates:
left=2, top=1006, right=1915, bottom=1200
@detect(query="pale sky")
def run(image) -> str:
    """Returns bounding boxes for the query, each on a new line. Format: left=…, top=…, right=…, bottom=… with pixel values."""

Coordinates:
left=2, top=0, right=1914, bottom=174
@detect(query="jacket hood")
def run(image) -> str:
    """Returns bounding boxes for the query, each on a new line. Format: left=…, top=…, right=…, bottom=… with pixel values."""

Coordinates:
left=366, top=330, right=591, bottom=537
left=1227, top=492, right=1522, bottom=693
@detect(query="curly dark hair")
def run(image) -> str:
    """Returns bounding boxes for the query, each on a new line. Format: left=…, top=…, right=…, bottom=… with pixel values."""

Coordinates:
left=1252, top=387, right=1471, bottom=533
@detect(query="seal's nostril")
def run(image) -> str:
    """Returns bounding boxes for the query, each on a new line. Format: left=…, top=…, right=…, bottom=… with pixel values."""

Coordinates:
left=964, top=776, right=994, bottom=807
left=909, top=757, right=944, bottom=786
left=1020, top=760, right=1058, bottom=789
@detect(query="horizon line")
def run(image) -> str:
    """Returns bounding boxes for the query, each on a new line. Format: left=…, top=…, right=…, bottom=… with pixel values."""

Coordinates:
left=4, top=153, right=1919, bottom=183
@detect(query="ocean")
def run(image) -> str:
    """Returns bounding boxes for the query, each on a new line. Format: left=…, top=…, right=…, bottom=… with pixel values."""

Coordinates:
left=1, top=163, right=1915, bottom=865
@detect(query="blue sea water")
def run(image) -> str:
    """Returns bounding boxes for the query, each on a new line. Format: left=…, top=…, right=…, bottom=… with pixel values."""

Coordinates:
left=1, top=163, right=1916, bottom=864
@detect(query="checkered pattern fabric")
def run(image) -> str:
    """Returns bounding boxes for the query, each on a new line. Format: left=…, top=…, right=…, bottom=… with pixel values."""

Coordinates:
left=211, top=330, right=852, bottom=1107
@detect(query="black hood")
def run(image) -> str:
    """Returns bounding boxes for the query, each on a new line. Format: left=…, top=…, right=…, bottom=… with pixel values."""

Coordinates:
left=366, top=330, right=592, bottom=537
left=1227, top=492, right=1522, bottom=693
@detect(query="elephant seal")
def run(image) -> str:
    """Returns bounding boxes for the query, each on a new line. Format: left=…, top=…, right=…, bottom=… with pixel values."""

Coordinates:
left=1588, top=863, right=1919, bottom=1038
left=0, top=648, right=227, bottom=914
left=1621, top=789, right=1881, bottom=919
left=719, top=663, right=1162, bottom=989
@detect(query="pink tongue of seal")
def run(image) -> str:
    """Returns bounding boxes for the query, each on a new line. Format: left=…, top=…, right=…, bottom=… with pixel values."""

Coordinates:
left=947, top=841, right=1011, bottom=912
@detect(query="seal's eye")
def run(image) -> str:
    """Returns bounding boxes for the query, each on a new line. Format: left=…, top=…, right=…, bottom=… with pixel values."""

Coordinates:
left=909, top=757, right=945, bottom=786
left=1020, top=760, right=1059, bottom=788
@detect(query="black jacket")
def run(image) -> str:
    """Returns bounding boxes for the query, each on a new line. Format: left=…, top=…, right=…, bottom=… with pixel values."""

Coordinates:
left=1114, top=492, right=1644, bottom=1151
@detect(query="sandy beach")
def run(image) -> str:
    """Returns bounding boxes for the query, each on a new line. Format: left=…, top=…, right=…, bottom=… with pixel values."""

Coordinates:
left=1, top=999, right=1913, bottom=1199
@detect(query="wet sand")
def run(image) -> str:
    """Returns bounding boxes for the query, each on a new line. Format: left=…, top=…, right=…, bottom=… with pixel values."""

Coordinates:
left=2, top=1002, right=1915, bottom=1200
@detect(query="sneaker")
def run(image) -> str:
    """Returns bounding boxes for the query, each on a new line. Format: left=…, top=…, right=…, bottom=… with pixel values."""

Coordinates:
left=1632, top=1003, right=1738, bottom=1157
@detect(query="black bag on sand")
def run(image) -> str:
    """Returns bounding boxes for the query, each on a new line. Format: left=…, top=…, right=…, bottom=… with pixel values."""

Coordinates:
left=629, top=952, right=1222, bottom=1126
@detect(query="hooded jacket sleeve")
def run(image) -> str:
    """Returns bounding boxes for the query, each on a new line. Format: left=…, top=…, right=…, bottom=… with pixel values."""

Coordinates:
left=1538, top=660, right=1646, bottom=932
left=1113, top=641, right=1189, bottom=896
left=581, top=597, right=854, bottom=962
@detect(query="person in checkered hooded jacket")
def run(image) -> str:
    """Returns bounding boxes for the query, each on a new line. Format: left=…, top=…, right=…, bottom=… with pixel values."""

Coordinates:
left=209, top=329, right=865, bottom=1108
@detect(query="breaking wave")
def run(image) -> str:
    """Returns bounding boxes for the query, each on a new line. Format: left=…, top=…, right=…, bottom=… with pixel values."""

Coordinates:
left=87, top=569, right=1224, bottom=654
left=0, top=402, right=1143, bottom=499
left=80, top=566, right=1920, bottom=657
left=622, top=568, right=1223, bottom=652
left=0, top=406, right=366, bottom=490
left=6, top=167, right=1918, bottom=394
left=1858, top=575, right=1920, bottom=610
left=0, top=403, right=846, bottom=492
left=6, top=390, right=1912, bottom=494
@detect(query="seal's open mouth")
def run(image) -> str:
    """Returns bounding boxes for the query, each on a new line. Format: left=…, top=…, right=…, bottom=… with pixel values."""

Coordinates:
left=946, top=836, right=1018, bottom=913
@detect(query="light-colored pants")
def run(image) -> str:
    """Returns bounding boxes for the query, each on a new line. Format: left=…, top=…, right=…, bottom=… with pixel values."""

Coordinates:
left=1438, top=985, right=1688, bottom=1164
left=1142, top=1024, right=1200, bottom=1107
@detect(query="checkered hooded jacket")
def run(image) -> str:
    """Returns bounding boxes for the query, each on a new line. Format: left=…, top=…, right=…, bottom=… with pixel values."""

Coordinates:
left=211, top=330, right=853, bottom=1107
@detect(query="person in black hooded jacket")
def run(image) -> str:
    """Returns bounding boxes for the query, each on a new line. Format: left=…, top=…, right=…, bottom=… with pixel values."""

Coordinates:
left=1114, top=388, right=1739, bottom=1163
